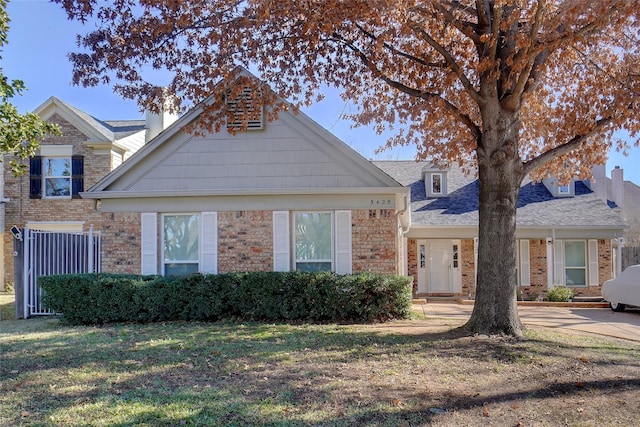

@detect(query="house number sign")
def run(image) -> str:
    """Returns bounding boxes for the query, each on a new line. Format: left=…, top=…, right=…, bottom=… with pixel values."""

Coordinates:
left=369, top=199, right=393, bottom=206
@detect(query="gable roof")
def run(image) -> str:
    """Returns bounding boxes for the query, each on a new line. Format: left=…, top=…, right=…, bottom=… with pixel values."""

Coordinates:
left=34, top=96, right=145, bottom=143
left=374, top=161, right=626, bottom=234
left=83, top=93, right=404, bottom=201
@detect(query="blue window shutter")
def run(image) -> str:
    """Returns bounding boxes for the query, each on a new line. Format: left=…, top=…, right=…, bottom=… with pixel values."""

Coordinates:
left=29, top=156, right=42, bottom=199
left=71, top=155, right=84, bottom=199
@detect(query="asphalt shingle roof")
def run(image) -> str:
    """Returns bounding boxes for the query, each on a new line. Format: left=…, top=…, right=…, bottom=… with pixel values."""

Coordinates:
left=56, top=98, right=145, bottom=140
left=374, top=160, right=626, bottom=229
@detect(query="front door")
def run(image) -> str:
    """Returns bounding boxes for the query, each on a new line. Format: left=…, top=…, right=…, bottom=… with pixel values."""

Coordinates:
left=428, top=240, right=452, bottom=293
left=417, top=239, right=461, bottom=294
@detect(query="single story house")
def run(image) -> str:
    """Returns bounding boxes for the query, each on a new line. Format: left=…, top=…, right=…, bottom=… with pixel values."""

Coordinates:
left=81, top=92, right=411, bottom=279
left=374, top=161, right=627, bottom=299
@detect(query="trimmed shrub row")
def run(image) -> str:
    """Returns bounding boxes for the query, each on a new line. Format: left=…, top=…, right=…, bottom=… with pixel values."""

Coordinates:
left=39, top=271, right=413, bottom=325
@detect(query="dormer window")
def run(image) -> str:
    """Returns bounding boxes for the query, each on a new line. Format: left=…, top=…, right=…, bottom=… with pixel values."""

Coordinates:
left=226, top=87, right=264, bottom=130
left=542, top=176, right=574, bottom=198
left=422, top=165, right=448, bottom=198
left=431, top=173, right=443, bottom=195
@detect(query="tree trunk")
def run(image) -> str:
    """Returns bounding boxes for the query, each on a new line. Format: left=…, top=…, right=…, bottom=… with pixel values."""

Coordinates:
left=464, top=100, right=525, bottom=337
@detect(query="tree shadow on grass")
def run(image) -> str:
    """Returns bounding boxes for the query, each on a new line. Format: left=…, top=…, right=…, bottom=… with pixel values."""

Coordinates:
left=2, top=319, right=639, bottom=426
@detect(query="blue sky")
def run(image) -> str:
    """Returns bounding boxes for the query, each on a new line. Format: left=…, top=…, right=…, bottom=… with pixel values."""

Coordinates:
left=3, top=0, right=639, bottom=184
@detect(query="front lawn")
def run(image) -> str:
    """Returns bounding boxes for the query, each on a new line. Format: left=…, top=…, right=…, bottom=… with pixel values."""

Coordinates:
left=1, top=293, right=639, bottom=426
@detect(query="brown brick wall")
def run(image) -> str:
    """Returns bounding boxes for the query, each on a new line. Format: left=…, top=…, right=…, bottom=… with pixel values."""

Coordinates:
left=460, top=239, right=475, bottom=298
left=101, top=212, right=143, bottom=274
left=218, top=210, right=273, bottom=272
left=3, top=114, right=114, bottom=284
left=352, top=209, right=397, bottom=275
left=597, top=239, right=613, bottom=286
left=407, top=239, right=418, bottom=294
left=100, top=208, right=400, bottom=275
left=519, top=239, right=548, bottom=300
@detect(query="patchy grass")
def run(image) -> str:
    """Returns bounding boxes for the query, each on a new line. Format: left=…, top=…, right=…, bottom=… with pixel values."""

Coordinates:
left=0, top=292, right=15, bottom=321
left=1, top=293, right=639, bottom=426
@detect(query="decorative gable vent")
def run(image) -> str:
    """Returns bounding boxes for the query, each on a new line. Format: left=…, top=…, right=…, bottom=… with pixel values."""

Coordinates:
left=226, top=87, right=264, bottom=131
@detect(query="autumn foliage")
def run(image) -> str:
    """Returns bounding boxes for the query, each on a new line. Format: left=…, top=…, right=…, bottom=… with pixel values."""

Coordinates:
left=54, top=0, right=640, bottom=335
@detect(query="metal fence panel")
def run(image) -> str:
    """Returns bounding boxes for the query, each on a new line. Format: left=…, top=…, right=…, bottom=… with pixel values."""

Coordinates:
left=17, top=227, right=101, bottom=318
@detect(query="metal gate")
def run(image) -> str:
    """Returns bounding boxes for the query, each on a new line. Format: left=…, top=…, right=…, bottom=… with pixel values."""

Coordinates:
left=14, top=227, right=101, bottom=318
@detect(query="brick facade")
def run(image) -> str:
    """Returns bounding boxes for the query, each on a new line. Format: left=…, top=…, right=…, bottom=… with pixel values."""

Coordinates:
left=405, top=237, right=615, bottom=299
left=517, top=238, right=614, bottom=299
left=218, top=210, right=273, bottom=272
left=407, top=239, right=418, bottom=294
left=100, top=208, right=399, bottom=276
left=571, top=239, right=613, bottom=298
left=518, top=239, right=548, bottom=300
left=3, top=114, right=113, bottom=285
left=460, top=239, right=475, bottom=298
left=352, top=209, right=398, bottom=275
left=100, top=212, right=142, bottom=274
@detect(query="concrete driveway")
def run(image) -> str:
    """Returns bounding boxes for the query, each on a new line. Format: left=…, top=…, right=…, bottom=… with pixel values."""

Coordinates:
left=417, top=303, right=640, bottom=342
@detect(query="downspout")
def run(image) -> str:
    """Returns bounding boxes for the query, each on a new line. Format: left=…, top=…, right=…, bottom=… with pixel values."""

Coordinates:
left=396, top=193, right=410, bottom=276
left=396, top=193, right=410, bottom=234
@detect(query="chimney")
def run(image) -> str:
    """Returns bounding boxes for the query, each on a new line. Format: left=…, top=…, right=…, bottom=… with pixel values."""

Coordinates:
left=145, top=89, right=179, bottom=143
left=589, top=164, right=607, bottom=202
left=145, top=109, right=178, bottom=143
left=611, top=166, right=624, bottom=210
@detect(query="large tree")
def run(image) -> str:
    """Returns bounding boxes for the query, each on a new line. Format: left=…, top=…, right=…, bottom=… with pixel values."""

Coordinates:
left=1, top=0, right=60, bottom=175
left=56, top=0, right=640, bottom=336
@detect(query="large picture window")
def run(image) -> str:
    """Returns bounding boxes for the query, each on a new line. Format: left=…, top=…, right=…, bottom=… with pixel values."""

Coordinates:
left=163, top=214, right=199, bottom=276
left=565, top=240, right=586, bottom=286
left=294, top=212, right=333, bottom=272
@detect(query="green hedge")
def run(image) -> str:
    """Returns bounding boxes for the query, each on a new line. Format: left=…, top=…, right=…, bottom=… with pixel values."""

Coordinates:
left=39, top=272, right=413, bottom=325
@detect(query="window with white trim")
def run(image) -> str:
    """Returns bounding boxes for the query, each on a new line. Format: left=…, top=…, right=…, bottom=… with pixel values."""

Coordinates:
left=431, top=173, right=442, bottom=195
left=163, top=214, right=199, bottom=276
left=564, top=240, right=586, bottom=286
left=558, top=185, right=570, bottom=194
left=43, top=157, right=72, bottom=198
left=294, top=212, right=333, bottom=272
left=30, top=145, right=84, bottom=199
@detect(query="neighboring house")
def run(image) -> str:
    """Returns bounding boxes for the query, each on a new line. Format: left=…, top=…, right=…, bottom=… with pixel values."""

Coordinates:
left=80, top=92, right=410, bottom=277
left=374, top=161, right=626, bottom=300
left=599, top=165, right=640, bottom=248
left=0, top=96, right=169, bottom=289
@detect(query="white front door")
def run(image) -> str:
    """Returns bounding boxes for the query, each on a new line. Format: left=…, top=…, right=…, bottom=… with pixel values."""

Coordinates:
left=428, top=240, right=452, bottom=293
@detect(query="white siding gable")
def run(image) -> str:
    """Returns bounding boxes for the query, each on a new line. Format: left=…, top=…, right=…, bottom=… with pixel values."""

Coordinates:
left=98, top=108, right=399, bottom=194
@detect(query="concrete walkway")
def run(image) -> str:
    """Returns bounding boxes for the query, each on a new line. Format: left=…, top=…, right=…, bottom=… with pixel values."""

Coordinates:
left=416, top=302, right=640, bottom=342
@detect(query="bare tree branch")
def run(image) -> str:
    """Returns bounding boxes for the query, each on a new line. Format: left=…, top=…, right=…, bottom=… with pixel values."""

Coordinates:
left=522, top=116, right=614, bottom=175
